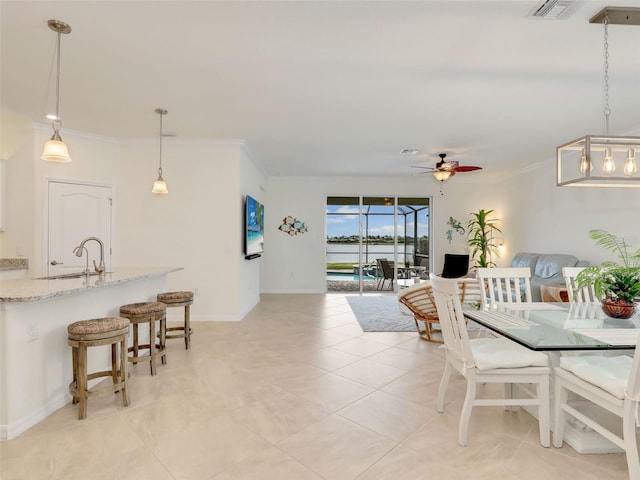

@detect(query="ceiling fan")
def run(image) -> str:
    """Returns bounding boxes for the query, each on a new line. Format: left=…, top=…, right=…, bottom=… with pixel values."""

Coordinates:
left=412, top=153, right=482, bottom=182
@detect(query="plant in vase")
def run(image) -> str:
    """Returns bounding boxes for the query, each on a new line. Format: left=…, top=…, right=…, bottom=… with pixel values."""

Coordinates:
left=576, top=229, right=640, bottom=319
left=467, top=209, right=502, bottom=269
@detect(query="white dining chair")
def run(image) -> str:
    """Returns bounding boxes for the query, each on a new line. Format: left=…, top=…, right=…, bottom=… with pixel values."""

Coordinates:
left=430, top=275, right=550, bottom=447
left=553, top=346, right=640, bottom=480
left=562, top=266, right=598, bottom=302
left=477, top=267, right=532, bottom=304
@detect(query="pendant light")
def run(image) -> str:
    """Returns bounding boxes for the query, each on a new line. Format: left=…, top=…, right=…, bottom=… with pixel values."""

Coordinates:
left=556, top=7, right=640, bottom=187
left=42, top=20, right=72, bottom=162
left=152, top=108, right=169, bottom=195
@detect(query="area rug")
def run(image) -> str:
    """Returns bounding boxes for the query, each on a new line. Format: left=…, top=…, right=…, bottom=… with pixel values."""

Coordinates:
left=347, top=295, right=417, bottom=332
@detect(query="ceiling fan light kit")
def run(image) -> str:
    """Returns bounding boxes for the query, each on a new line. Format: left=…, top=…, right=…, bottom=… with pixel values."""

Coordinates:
left=556, top=7, right=640, bottom=188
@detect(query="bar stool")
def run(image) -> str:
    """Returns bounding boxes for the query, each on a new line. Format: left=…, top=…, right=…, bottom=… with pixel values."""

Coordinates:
left=157, top=291, right=194, bottom=349
left=67, top=317, right=130, bottom=420
left=119, top=302, right=167, bottom=375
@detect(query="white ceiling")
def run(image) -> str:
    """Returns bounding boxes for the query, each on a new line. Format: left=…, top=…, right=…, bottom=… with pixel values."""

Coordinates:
left=2, top=1, right=639, bottom=178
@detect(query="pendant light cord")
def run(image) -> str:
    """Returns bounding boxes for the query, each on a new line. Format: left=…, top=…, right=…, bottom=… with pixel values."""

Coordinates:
left=158, top=111, right=163, bottom=177
left=603, top=15, right=610, bottom=136
left=53, top=29, right=62, bottom=135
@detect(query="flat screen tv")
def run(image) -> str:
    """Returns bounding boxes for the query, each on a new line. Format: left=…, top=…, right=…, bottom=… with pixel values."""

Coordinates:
left=244, top=195, right=264, bottom=258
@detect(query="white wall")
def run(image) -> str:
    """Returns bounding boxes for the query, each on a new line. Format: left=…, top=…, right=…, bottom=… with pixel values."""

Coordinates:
left=0, top=120, right=121, bottom=274
left=262, top=161, right=640, bottom=293
left=6, top=112, right=640, bottom=316
left=262, top=174, right=505, bottom=293
left=502, top=159, right=640, bottom=266
left=1, top=114, right=263, bottom=321
left=117, top=138, right=253, bottom=321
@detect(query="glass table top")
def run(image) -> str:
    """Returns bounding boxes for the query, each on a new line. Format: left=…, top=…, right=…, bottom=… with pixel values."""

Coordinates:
left=462, top=302, right=640, bottom=351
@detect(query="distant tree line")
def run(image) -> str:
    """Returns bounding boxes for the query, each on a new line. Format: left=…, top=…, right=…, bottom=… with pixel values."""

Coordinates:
left=327, top=235, right=413, bottom=245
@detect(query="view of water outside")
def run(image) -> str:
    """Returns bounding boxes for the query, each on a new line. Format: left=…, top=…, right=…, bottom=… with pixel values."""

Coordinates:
left=326, top=198, right=428, bottom=273
left=326, top=244, right=408, bottom=264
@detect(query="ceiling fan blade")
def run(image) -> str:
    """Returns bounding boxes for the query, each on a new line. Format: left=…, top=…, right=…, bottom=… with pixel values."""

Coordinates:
left=411, top=165, right=435, bottom=171
left=453, top=165, right=482, bottom=172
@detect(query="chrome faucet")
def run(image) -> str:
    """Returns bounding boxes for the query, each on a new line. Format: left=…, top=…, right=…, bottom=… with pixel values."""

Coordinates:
left=73, top=237, right=105, bottom=274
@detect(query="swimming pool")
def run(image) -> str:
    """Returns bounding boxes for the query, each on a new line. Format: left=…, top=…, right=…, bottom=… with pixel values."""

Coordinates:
left=326, top=272, right=375, bottom=281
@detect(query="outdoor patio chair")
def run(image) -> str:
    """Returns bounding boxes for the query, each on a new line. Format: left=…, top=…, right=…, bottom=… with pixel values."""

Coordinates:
left=376, top=258, right=395, bottom=290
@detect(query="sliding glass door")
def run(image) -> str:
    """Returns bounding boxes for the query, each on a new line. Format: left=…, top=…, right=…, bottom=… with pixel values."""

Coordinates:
left=326, top=196, right=431, bottom=293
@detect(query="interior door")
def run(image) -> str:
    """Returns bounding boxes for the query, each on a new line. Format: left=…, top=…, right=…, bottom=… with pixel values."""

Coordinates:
left=47, top=180, right=112, bottom=276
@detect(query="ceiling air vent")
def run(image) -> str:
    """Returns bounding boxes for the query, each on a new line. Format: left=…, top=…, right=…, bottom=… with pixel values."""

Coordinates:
left=530, top=0, right=577, bottom=19
left=399, top=148, right=419, bottom=155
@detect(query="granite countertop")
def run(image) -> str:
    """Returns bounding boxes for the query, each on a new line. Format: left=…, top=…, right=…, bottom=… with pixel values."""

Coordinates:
left=0, top=259, right=29, bottom=271
left=0, top=267, right=182, bottom=302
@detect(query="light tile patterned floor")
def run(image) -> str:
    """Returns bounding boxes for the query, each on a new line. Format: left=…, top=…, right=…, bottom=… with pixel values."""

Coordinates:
left=0, top=293, right=630, bottom=479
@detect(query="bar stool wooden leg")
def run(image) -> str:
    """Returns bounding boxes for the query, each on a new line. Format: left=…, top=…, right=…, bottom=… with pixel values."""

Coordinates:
left=148, top=316, right=157, bottom=375
left=160, top=315, right=167, bottom=364
left=184, top=304, right=191, bottom=350
left=132, top=324, right=139, bottom=361
left=119, top=336, right=129, bottom=406
left=77, top=344, right=88, bottom=420
left=71, top=346, right=79, bottom=405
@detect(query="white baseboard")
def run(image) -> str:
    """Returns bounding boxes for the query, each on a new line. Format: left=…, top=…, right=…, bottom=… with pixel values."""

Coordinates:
left=1, top=393, right=69, bottom=441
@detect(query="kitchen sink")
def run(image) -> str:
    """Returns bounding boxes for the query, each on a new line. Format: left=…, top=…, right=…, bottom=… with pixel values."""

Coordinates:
left=37, top=272, right=112, bottom=280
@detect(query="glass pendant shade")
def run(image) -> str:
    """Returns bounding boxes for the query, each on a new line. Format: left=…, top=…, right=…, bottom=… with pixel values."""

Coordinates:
left=433, top=170, right=452, bottom=182
left=152, top=176, right=168, bottom=194
left=41, top=135, right=71, bottom=162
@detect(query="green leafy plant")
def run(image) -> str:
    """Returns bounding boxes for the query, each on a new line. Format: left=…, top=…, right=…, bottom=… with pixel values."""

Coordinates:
left=576, top=230, right=640, bottom=303
left=467, top=209, right=502, bottom=268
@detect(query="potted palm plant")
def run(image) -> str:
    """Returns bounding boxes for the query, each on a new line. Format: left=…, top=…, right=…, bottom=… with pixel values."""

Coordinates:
left=467, top=209, right=502, bottom=269
left=576, top=230, right=640, bottom=319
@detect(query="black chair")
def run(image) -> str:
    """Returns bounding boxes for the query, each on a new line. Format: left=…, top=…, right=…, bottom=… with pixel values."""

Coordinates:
left=376, top=259, right=395, bottom=290
left=441, top=254, right=469, bottom=278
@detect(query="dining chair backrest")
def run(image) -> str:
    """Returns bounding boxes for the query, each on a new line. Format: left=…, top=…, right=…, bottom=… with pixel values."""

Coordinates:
left=626, top=334, right=640, bottom=401
left=553, top=332, right=640, bottom=477
left=562, top=266, right=598, bottom=302
left=477, top=267, right=532, bottom=304
left=430, top=275, right=475, bottom=367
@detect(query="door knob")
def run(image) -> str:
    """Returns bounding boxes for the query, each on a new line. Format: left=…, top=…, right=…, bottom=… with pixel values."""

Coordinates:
left=50, top=260, right=64, bottom=265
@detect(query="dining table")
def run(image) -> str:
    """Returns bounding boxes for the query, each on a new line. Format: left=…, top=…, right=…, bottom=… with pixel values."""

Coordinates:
left=462, top=301, right=639, bottom=455
left=462, top=301, right=640, bottom=351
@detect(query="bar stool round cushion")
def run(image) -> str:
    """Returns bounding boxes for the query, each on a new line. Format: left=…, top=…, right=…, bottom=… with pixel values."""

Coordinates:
left=157, top=291, right=194, bottom=304
left=68, top=317, right=130, bottom=340
left=120, top=301, right=166, bottom=316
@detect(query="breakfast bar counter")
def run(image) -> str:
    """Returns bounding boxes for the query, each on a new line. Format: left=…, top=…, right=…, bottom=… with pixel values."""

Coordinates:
left=0, top=267, right=182, bottom=440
